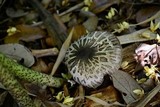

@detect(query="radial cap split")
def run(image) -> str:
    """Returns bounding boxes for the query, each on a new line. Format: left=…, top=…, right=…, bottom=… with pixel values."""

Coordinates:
left=65, top=31, right=122, bottom=88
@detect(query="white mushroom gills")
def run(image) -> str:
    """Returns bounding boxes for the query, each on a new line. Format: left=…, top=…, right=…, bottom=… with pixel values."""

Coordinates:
left=65, top=31, right=122, bottom=88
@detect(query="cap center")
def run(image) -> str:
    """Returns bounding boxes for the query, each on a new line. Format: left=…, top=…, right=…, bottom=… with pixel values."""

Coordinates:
left=75, top=45, right=96, bottom=61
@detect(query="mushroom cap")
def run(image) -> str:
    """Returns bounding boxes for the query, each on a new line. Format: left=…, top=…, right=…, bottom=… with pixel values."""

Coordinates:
left=65, top=31, right=122, bottom=88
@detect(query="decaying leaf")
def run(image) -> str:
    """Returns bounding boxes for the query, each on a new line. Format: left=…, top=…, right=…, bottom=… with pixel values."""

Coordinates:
left=91, top=0, right=119, bottom=13
left=31, top=58, right=49, bottom=73
left=83, top=16, right=98, bottom=32
left=85, top=86, right=121, bottom=107
left=4, top=24, right=46, bottom=43
left=24, top=83, right=49, bottom=100
left=0, top=43, right=35, bottom=67
left=6, top=7, right=28, bottom=18
left=128, top=83, right=160, bottom=107
left=136, top=6, right=160, bottom=27
left=111, top=70, right=143, bottom=104
left=51, top=28, right=74, bottom=75
left=70, top=24, right=86, bottom=42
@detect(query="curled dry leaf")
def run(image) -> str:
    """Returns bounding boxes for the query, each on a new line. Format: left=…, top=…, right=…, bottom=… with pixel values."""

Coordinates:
left=134, top=43, right=160, bottom=66
left=0, top=43, right=35, bottom=67
left=5, top=24, right=46, bottom=43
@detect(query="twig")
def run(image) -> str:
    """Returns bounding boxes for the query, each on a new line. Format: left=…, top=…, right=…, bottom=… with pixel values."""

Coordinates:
left=31, top=48, right=59, bottom=58
left=117, top=28, right=157, bottom=45
left=59, top=2, right=84, bottom=16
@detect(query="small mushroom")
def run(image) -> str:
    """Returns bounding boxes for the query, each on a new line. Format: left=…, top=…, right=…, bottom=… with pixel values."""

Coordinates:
left=65, top=31, right=122, bottom=88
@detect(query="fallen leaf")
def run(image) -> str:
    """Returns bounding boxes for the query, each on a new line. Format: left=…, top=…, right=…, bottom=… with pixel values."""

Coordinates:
left=4, top=24, right=46, bottom=43
left=6, top=7, right=28, bottom=18
left=51, top=28, right=74, bottom=75
left=136, top=6, right=160, bottom=26
left=24, top=83, right=49, bottom=100
left=83, top=16, right=98, bottom=32
left=31, top=58, right=49, bottom=73
left=0, top=43, right=35, bottom=67
left=85, top=86, right=120, bottom=107
left=128, top=83, right=160, bottom=107
left=111, top=70, right=143, bottom=104
left=69, top=24, right=86, bottom=42
left=91, top=0, right=119, bottom=13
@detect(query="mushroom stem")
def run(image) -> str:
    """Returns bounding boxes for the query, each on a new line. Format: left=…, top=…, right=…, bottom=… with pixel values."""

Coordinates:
left=31, top=48, right=59, bottom=58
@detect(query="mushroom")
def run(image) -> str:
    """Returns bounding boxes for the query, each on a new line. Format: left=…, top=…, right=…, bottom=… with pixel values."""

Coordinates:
left=65, top=31, right=122, bottom=88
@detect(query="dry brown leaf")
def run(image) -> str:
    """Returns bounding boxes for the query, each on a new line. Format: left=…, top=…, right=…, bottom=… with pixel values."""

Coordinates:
left=51, top=28, right=74, bottom=75
left=5, top=24, right=46, bottom=43
left=91, top=0, right=119, bottom=13
left=85, top=86, right=120, bottom=107
left=69, top=25, right=86, bottom=42
left=24, top=83, right=49, bottom=99
left=31, top=58, right=49, bottom=74
left=121, top=44, right=138, bottom=73
left=136, top=6, right=160, bottom=26
left=111, top=70, right=143, bottom=104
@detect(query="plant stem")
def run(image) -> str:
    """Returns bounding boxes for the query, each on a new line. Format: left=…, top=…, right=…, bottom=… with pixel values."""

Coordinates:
left=0, top=52, right=64, bottom=88
left=0, top=64, right=35, bottom=107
